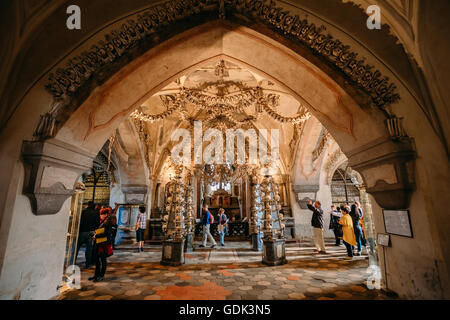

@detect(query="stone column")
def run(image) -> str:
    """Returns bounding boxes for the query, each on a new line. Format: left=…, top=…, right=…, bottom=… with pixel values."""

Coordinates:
left=359, top=187, right=378, bottom=266
left=161, top=169, right=185, bottom=266
left=261, top=175, right=287, bottom=266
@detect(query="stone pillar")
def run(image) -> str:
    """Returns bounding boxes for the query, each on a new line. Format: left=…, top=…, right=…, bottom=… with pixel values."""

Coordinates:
left=252, top=232, right=263, bottom=251
left=283, top=174, right=291, bottom=206
left=161, top=239, right=185, bottom=266
left=359, top=187, right=378, bottom=266
left=184, top=233, right=194, bottom=252
left=262, top=238, right=288, bottom=266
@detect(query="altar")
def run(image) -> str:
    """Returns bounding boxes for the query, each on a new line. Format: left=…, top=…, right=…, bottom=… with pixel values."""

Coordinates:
left=204, top=188, right=241, bottom=221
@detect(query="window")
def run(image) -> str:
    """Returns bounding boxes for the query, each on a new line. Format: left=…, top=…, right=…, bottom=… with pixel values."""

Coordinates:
left=210, top=182, right=231, bottom=193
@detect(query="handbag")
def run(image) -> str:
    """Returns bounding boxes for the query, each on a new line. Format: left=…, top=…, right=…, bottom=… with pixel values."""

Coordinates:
left=98, top=243, right=114, bottom=257
left=105, top=244, right=113, bottom=257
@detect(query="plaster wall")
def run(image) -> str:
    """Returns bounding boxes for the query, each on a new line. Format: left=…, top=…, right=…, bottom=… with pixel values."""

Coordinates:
left=0, top=162, right=70, bottom=300
left=291, top=155, right=335, bottom=240
left=109, top=182, right=125, bottom=207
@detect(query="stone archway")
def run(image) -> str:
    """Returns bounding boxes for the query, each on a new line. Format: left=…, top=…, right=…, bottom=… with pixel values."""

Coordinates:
left=44, top=22, right=414, bottom=211
left=0, top=1, right=448, bottom=300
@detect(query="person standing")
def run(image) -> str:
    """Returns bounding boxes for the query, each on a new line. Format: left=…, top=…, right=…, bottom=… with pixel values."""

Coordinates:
left=306, top=200, right=327, bottom=254
left=355, top=201, right=367, bottom=247
left=99, top=206, right=111, bottom=223
left=110, top=203, right=119, bottom=249
left=90, top=213, right=117, bottom=282
left=350, top=204, right=363, bottom=255
left=200, top=204, right=216, bottom=248
left=135, top=206, right=147, bottom=253
left=75, top=201, right=100, bottom=268
left=339, top=207, right=357, bottom=259
left=218, top=208, right=228, bottom=247
left=329, top=205, right=343, bottom=246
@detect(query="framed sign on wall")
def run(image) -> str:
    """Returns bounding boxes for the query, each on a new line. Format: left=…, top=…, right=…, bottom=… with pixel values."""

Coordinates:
left=383, top=210, right=413, bottom=238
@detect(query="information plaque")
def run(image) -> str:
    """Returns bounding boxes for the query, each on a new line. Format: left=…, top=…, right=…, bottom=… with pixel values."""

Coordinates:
left=383, top=210, right=413, bottom=238
left=377, top=233, right=390, bottom=246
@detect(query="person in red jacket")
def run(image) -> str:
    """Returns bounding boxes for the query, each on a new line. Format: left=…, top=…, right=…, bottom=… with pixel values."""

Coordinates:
left=89, top=213, right=117, bottom=282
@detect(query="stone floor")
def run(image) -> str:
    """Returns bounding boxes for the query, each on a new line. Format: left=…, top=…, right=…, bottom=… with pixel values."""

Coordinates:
left=58, top=240, right=395, bottom=300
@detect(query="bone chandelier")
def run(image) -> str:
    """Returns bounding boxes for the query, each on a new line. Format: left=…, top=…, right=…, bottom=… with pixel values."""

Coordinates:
left=130, top=85, right=311, bottom=126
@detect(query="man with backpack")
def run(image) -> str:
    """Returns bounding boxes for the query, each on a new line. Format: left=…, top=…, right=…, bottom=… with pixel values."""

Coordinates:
left=200, top=204, right=216, bottom=248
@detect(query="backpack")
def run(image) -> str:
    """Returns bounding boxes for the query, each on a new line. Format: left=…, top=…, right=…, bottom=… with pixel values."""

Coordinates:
left=209, top=212, right=214, bottom=224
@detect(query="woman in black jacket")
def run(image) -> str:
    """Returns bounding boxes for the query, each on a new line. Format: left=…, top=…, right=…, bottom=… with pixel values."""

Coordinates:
left=89, top=214, right=118, bottom=282
left=329, top=205, right=343, bottom=246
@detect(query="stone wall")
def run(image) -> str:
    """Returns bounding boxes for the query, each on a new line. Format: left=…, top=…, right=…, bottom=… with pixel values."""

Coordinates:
left=0, top=163, right=70, bottom=300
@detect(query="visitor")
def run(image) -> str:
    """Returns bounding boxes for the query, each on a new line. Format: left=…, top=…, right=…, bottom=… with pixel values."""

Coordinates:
left=339, top=206, right=357, bottom=259
left=75, top=201, right=100, bottom=268
left=200, top=204, right=217, bottom=248
left=340, top=203, right=351, bottom=216
left=99, top=206, right=111, bottom=224
left=218, top=208, right=228, bottom=246
left=90, top=213, right=117, bottom=282
left=136, top=206, right=147, bottom=253
left=95, top=204, right=103, bottom=215
left=355, top=201, right=367, bottom=247
left=306, top=199, right=327, bottom=254
left=350, top=204, right=363, bottom=255
left=329, top=205, right=343, bottom=246
left=111, top=203, right=119, bottom=249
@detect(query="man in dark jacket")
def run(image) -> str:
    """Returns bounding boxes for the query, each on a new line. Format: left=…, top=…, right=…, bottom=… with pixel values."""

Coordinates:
left=307, top=200, right=327, bottom=254
left=329, top=205, right=343, bottom=246
left=75, top=201, right=100, bottom=268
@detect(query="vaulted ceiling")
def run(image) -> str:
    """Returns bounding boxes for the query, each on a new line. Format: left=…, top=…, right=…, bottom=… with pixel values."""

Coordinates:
left=108, top=59, right=341, bottom=185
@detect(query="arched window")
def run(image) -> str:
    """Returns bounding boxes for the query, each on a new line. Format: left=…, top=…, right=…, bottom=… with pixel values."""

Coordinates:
left=210, top=181, right=231, bottom=193
left=331, top=168, right=360, bottom=205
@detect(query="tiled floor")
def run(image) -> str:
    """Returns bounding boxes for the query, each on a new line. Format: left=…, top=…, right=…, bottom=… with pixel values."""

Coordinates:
left=58, top=240, right=395, bottom=300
